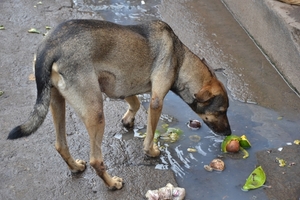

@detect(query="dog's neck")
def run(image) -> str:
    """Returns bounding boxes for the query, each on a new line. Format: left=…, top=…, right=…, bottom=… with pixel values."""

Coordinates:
left=172, top=46, right=215, bottom=105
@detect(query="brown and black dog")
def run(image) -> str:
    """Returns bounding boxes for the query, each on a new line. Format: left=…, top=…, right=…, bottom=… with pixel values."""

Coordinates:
left=8, top=20, right=231, bottom=190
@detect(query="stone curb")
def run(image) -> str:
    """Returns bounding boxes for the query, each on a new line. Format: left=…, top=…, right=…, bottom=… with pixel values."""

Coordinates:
left=222, top=0, right=300, bottom=95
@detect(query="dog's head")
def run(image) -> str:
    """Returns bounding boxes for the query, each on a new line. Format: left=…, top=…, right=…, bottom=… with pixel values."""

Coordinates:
left=193, top=78, right=231, bottom=136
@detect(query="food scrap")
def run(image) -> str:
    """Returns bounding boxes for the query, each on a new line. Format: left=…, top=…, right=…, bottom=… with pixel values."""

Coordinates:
left=154, top=127, right=183, bottom=143
left=242, top=166, right=266, bottom=191
left=187, top=148, right=197, bottom=153
left=145, top=183, right=185, bottom=200
left=187, top=119, right=201, bottom=130
left=204, top=158, right=225, bottom=172
left=276, top=157, right=286, bottom=167
left=28, top=28, right=40, bottom=34
left=293, top=140, right=300, bottom=145
left=221, top=135, right=251, bottom=158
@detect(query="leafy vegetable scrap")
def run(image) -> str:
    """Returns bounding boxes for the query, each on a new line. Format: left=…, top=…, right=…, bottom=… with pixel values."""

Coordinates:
left=28, top=28, right=40, bottom=34
left=242, top=166, right=266, bottom=191
left=276, top=157, right=286, bottom=167
left=221, top=134, right=251, bottom=159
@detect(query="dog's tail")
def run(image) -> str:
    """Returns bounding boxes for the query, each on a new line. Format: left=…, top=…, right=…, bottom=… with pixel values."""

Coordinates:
left=7, top=48, right=55, bottom=140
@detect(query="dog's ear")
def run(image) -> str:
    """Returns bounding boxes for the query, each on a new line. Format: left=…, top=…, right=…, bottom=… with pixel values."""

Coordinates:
left=194, top=86, right=214, bottom=103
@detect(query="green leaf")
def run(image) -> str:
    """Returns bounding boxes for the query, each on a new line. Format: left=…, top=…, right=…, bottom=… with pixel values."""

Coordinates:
left=28, top=28, right=40, bottom=34
left=0, top=25, right=5, bottom=30
left=240, top=135, right=251, bottom=148
left=242, top=166, right=266, bottom=191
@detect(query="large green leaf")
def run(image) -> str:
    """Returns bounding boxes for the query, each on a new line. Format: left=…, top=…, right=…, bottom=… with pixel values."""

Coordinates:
left=242, top=166, right=266, bottom=191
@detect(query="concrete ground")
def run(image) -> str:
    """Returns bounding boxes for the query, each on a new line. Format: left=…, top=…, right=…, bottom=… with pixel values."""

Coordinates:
left=1, top=0, right=300, bottom=199
left=222, top=0, right=300, bottom=95
left=0, top=1, right=176, bottom=199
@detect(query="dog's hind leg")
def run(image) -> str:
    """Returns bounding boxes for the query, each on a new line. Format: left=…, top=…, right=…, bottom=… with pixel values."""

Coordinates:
left=50, top=87, right=86, bottom=173
left=122, top=95, right=140, bottom=128
left=60, top=77, right=123, bottom=190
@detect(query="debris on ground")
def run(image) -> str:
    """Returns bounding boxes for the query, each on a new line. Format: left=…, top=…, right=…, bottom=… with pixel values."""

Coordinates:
left=187, top=119, right=201, bottom=130
left=242, top=166, right=266, bottom=191
left=221, top=134, right=251, bottom=158
left=154, top=127, right=183, bottom=143
left=28, top=28, right=40, bottom=34
left=187, top=148, right=197, bottom=152
left=204, top=158, right=225, bottom=172
left=276, top=157, right=286, bottom=167
left=145, top=183, right=185, bottom=200
left=293, top=139, right=300, bottom=145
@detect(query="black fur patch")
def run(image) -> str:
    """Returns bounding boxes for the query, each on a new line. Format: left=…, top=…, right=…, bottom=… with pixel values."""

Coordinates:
left=7, top=126, right=25, bottom=139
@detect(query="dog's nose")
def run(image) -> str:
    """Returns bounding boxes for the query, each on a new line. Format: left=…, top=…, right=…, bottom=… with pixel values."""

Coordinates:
left=223, top=128, right=231, bottom=136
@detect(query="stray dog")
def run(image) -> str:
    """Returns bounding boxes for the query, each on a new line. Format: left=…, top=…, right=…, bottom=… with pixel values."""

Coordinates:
left=8, top=20, right=231, bottom=190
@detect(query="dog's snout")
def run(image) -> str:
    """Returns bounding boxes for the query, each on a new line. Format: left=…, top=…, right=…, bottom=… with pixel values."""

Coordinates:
left=201, top=114, right=231, bottom=136
left=222, top=126, right=231, bottom=136
left=207, top=122, right=231, bottom=136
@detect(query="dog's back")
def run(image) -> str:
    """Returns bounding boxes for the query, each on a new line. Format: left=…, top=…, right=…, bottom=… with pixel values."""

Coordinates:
left=41, top=20, right=184, bottom=98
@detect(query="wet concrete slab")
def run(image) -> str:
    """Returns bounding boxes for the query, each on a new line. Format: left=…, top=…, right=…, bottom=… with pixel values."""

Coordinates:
left=256, top=145, right=300, bottom=199
left=222, top=0, right=300, bottom=94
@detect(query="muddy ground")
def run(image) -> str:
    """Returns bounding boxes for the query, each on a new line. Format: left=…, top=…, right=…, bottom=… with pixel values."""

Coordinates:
left=1, top=0, right=300, bottom=200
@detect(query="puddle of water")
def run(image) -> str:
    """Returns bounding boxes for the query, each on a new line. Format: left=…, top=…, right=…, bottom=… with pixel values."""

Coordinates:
left=73, top=0, right=160, bottom=24
left=160, top=90, right=300, bottom=199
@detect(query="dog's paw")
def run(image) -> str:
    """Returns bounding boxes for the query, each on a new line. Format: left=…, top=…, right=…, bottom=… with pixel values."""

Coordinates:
left=70, top=159, right=87, bottom=173
left=144, top=143, right=160, bottom=157
left=121, top=116, right=135, bottom=128
left=109, top=176, right=123, bottom=190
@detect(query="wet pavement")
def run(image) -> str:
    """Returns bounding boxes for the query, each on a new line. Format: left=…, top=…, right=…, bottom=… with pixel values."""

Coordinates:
left=1, top=0, right=300, bottom=199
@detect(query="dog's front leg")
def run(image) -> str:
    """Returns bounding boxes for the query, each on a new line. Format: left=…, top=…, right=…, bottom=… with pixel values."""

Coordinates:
left=88, top=119, right=123, bottom=190
left=84, top=105, right=123, bottom=190
left=143, top=91, right=164, bottom=157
